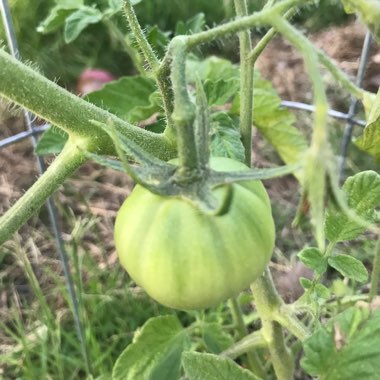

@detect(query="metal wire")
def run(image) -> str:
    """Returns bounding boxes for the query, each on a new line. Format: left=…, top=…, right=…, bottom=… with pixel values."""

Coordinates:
left=0, top=0, right=91, bottom=374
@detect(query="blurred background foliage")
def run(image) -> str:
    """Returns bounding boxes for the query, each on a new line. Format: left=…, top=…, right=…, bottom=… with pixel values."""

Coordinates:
left=0, top=0, right=350, bottom=86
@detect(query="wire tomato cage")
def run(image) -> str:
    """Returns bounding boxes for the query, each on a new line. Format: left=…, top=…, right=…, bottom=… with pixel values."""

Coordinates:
left=0, top=0, right=373, bottom=371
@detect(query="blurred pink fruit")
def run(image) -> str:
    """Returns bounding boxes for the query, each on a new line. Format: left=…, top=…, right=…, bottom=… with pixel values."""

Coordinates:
left=77, top=68, right=116, bottom=95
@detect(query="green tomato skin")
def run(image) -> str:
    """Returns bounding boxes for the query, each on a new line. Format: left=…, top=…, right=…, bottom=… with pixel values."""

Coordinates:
left=114, top=157, right=275, bottom=310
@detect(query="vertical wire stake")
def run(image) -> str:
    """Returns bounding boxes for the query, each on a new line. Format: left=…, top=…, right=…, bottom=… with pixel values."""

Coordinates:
left=338, top=32, right=372, bottom=182
left=0, top=0, right=92, bottom=374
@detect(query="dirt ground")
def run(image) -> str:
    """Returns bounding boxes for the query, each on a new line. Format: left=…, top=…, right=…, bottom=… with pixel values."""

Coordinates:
left=1, top=19, right=380, bottom=309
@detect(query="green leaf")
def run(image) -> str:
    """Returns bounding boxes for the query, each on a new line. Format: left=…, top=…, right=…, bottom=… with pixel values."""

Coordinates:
left=210, top=112, right=245, bottom=162
left=112, top=315, right=190, bottom=380
left=35, top=127, right=68, bottom=155
left=314, top=283, right=331, bottom=300
left=64, top=6, right=103, bottom=43
left=146, top=25, right=170, bottom=59
left=341, top=0, right=380, bottom=43
left=325, top=171, right=380, bottom=242
left=328, top=254, right=368, bottom=283
left=302, top=306, right=380, bottom=379
left=85, top=76, right=161, bottom=123
left=182, top=352, right=261, bottom=380
left=231, top=71, right=307, bottom=179
left=37, top=1, right=83, bottom=34
left=186, top=56, right=240, bottom=85
left=175, top=13, right=206, bottom=35
left=298, top=247, right=327, bottom=275
left=300, top=277, right=313, bottom=290
left=201, top=323, right=234, bottom=354
left=356, top=89, right=380, bottom=161
left=204, top=78, right=240, bottom=106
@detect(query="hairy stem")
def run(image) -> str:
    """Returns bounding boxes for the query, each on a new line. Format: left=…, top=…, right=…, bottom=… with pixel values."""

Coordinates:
left=123, top=0, right=159, bottom=71
left=228, top=298, right=267, bottom=379
left=370, top=236, right=380, bottom=300
left=0, top=49, right=176, bottom=159
left=248, top=8, right=296, bottom=65
left=221, top=330, right=267, bottom=360
left=186, top=0, right=314, bottom=47
left=169, top=37, right=198, bottom=172
left=0, top=141, right=86, bottom=245
left=251, top=270, right=294, bottom=380
left=270, top=15, right=329, bottom=250
left=235, top=0, right=254, bottom=165
left=124, top=0, right=174, bottom=129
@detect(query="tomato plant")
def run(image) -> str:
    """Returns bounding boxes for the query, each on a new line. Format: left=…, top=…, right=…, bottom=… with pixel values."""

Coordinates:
left=1, top=0, right=380, bottom=379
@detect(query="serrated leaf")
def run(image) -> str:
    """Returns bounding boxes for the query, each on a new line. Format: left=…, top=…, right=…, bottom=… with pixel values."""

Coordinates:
left=85, top=76, right=161, bottom=123
left=210, top=112, right=245, bottom=162
left=298, top=247, right=327, bottom=275
left=175, top=13, right=206, bottom=35
left=64, top=6, right=103, bottom=43
left=35, top=127, right=68, bottom=155
left=201, top=323, right=234, bottom=354
left=300, top=277, right=313, bottom=290
left=204, top=78, right=240, bottom=106
left=182, top=352, right=261, bottom=380
left=328, top=254, right=368, bottom=283
left=112, top=315, right=190, bottom=380
left=314, top=283, right=330, bottom=300
left=37, top=1, right=83, bottom=34
left=186, top=56, right=240, bottom=85
left=146, top=25, right=170, bottom=59
left=302, top=306, right=380, bottom=379
left=325, top=171, right=380, bottom=242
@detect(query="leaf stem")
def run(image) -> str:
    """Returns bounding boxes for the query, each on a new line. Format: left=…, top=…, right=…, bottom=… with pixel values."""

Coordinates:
left=0, top=140, right=86, bottom=245
left=228, top=298, right=267, bottom=379
left=123, top=0, right=174, bottom=129
left=234, top=0, right=254, bottom=165
left=370, top=235, right=380, bottom=300
left=123, top=0, right=159, bottom=71
left=251, top=269, right=294, bottom=380
left=220, top=330, right=267, bottom=360
left=269, top=15, right=329, bottom=250
left=186, top=0, right=313, bottom=48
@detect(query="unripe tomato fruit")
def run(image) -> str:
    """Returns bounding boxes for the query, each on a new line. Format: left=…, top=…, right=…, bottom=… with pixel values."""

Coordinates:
left=114, top=157, right=275, bottom=310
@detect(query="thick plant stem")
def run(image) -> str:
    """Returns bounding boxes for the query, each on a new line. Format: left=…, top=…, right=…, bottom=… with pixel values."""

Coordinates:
left=228, top=299, right=267, bottom=379
left=169, top=37, right=198, bottom=172
left=251, top=270, right=294, bottom=380
left=0, top=141, right=86, bottom=245
left=0, top=49, right=176, bottom=159
left=234, top=0, right=254, bottom=166
left=124, top=0, right=174, bottom=129
left=370, top=236, right=380, bottom=300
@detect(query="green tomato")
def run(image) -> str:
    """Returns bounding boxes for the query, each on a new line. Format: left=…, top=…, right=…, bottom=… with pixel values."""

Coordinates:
left=114, top=157, right=275, bottom=310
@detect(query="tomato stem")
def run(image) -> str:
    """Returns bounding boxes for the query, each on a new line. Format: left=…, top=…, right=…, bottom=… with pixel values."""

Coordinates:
left=234, top=0, right=254, bottom=166
left=228, top=298, right=268, bottom=379
left=0, top=140, right=86, bottom=245
left=251, top=269, right=294, bottom=380
left=123, top=0, right=175, bottom=130
left=0, top=49, right=176, bottom=160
